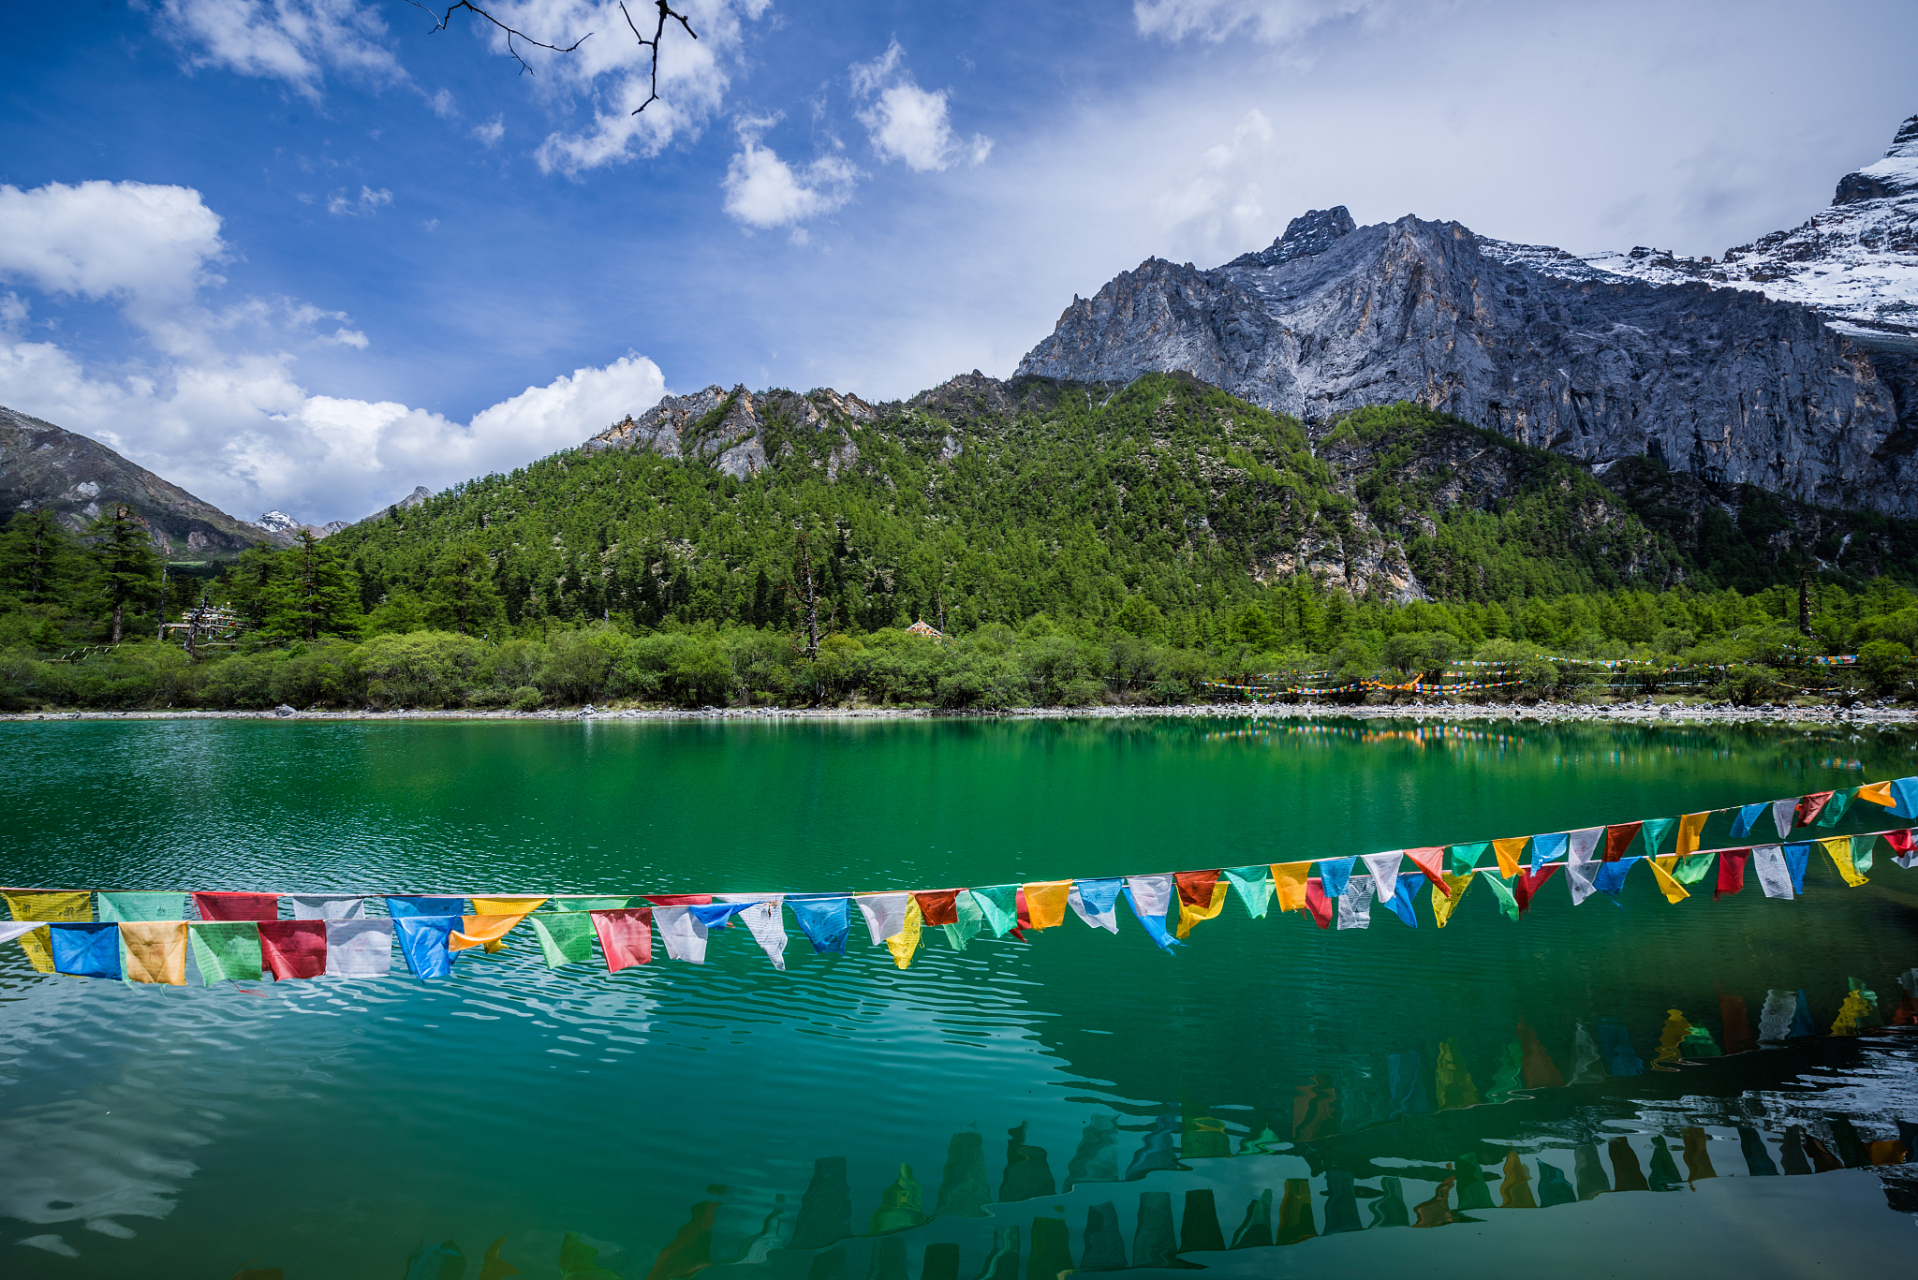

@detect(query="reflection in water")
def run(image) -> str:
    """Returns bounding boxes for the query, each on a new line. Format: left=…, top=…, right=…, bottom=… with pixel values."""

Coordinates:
left=372, top=981, right=1918, bottom=1280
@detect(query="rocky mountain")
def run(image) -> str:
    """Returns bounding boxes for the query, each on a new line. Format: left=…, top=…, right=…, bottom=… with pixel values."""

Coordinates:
left=0, top=405, right=280, bottom=558
left=254, top=509, right=349, bottom=540
left=584, top=384, right=874, bottom=480
left=1016, top=114, right=1918, bottom=523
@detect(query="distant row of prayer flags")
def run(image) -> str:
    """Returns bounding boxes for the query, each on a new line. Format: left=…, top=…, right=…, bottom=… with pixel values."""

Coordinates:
left=5, top=777, right=1916, bottom=987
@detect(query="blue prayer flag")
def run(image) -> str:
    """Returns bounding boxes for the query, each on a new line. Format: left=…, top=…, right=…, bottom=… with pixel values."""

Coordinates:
left=1729, top=803, right=1767, bottom=839
left=51, top=922, right=121, bottom=978
left=1782, top=843, right=1811, bottom=895
left=788, top=897, right=850, bottom=955
left=1122, top=887, right=1179, bottom=950
left=385, top=896, right=466, bottom=917
left=1384, top=873, right=1425, bottom=927
left=393, top=916, right=457, bottom=979
left=1316, top=857, right=1355, bottom=900
left=1530, top=832, right=1568, bottom=872
left=1593, top=857, right=1638, bottom=898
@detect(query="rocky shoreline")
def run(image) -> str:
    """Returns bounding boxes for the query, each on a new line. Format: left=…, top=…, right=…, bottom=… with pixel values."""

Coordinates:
left=5, top=700, right=1915, bottom=728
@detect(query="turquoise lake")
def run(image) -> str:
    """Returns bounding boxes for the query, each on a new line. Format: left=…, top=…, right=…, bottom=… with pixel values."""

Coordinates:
left=1, top=715, right=1916, bottom=1278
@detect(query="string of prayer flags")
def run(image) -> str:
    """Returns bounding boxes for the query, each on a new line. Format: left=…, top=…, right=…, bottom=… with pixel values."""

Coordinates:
left=99, top=892, right=184, bottom=923
left=291, top=894, right=366, bottom=920
left=260, top=920, right=327, bottom=979
left=188, top=921, right=263, bottom=984
left=325, top=920, right=393, bottom=977
left=192, top=892, right=279, bottom=922
left=2, top=890, right=89, bottom=972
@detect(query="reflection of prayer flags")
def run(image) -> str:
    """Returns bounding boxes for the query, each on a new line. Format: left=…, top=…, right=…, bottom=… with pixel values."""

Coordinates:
left=1609, top=1138, right=1649, bottom=1192
left=1275, top=1179, right=1317, bottom=1245
left=259, top=920, right=327, bottom=979
left=1530, top=832, right=1567, bottom=874
left=788, top=897, right=850, bottom=954
left=1448, top=842, right=1489, bottom=875
left=1361, top=852, right=1401, bottom=902
left=653, top=905, right=709, bottom=962
left=1023, top=880, right=1072, bottom=930
left=393, top=916, right=458, bottom=979
left=289, top=894, right=365, bottom=920
left=1751, top=846, right=1793, bottom=899
left=192, top=892, right=279, bottom=921
left=1222, top=866, right=1273, bottom=918
left=1436, top=1041, right=1479, bottom=1108
left=1271, top=863, right=1311, bottom=913
left=1645, top=858, right=1690, bottom=904
left=1602, top=823, right=1641, bottom=862
left=1067, top=879, right=1122, bottom=932
left=449, top=913, right=529, bottom=951
left=1729, top=803, right=1766, bottom=839
left=1175, top=881, right=1229, bottom=938
left=1715, top=850, right=1751, bottom=898
left=529, top=913, right=597, bottom=968
left=1482, top=872, right=1521, bottom=921
left=857, top=893, right=912, bottom=945
left=385, top=896, right=465, bottom=917
left=3, top=890, right=91, bottom=973
left=1493, top=838, right=1528, bottom=877
left=470, top=896, right=548, bottom=915
left=189, top=921, right=262, bottom=983
left=324, top=919, right=392, bottom=976
left=52, top=922, right=122, bottom=977
left=1817, top=836, right=1867, bottom=887
left=1431, top=873, right=1473, bottom=926
left=590, top=907, right=653, bottom=971
left=1302, top=878, right=1333, bottom=929
left=119, top=922, right=189, bottom=985
left=1316, top=858, right=1354, bottom=899
left=99, top=892, right=184, bottom=922
left=1536, top=1161, right=1575, bottom=1207
left=1404, top=847, right=1448, bottom=891
left=1500, top=1152, right=1537, bottom=1208
left=1676, top=812, right=1709, bottom=856
left=717, top=894, right=789, bottom=970
left=1794, top=792, right=1832, bottom=828
left=912, top=890, right=961, bottom=926
left=886, top=899, right=924, bottom=969
left=1384, top=873, right=1425, bottom=927
left=967, top=886, right=1020, bottom=937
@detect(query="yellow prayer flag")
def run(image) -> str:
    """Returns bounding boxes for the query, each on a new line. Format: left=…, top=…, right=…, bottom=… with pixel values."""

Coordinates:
left=1647, top=858, right=1690, bottom=904
left=887, top=899, right=924, bottom=969
left=1675, top=812, right=1709, bottom=857
left=1271, top=863, right=1311, bottom=913
left=470, top=896, right=549, bottom=915
left=1499, top=1152, right=1537, bottom=1208
left=450, top=913, right=530, bottom=951
left=1431, top=873, right=1474, bottom=927
left=1175, top=882, right=1229, bottom=939
left=1854, top=781, right=1894, bottom=808
left=1022, top=881, right=1072, bottom=930
left=1817, top=837, right=1867, bottom=887
left=1493, top=838, right=1528, bottom=878
left=3, top=890, right=93, bottom=973
left=119, top=922, right=188, bottom=985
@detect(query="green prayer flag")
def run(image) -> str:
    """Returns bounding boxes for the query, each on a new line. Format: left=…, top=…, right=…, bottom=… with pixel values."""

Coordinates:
left=1222, top=866, right=1273, bottom=919
left=968, top=886, right=1018, bottom=937
left=1639, top=817, right=1676, bottom=856
left=529, top=914, right=598, bottom=967
left=100, top=892, right=186, bottom=922
left=1448, top=843, right=1490, bottom=875
left=943, top=893, right=986, bottom=951
left=1481, top=872, right=1520, bottom=922
left=1851, top=835, right=1874, bottom=877
left=188, top=921, right=262, bottom=984
left=1817, top=789, right=1855, bottom=829
left=548, top=897, right=631, bottom=912
left=1671, top=854, right=1716, bottom=885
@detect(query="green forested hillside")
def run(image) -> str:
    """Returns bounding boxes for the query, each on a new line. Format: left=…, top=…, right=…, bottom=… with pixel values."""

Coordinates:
left=4, top=375, right=1917, bottom=710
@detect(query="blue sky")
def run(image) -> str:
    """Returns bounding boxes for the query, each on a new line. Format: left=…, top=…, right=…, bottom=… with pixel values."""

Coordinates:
left=2, top=1, right=1914, bottom=524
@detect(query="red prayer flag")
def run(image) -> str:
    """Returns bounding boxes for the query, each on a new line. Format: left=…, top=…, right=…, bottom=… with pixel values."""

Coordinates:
left=1514, top=865, right=1558, bottom=915
left=912, top=890, right=961, bottom=926
left=1302, top=877, right=1334, bottom=930
left=592, top=907, right=653, bottom=971
left=1602, top=822, right=1642, bottom=863
left=1014, top=888, right=1032, bottom=931
left=1882, top=829, right=1914, bottom=855
left=193, top=891, right=281, bottom=922
left=643, top=895, right=712, bottom=906
left=1795, top=792, right=1833, bottom=828
left=1715, top=849, right=1751, bottom=899
left=1174, top=870, right=1222, bottom=907
left=258, top=920, right=326, bottom=979
left=1404, top=847, right=1450, bottom=894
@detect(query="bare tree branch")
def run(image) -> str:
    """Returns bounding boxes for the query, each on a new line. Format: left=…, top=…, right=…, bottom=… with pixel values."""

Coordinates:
left=620, top=0, right=698, bottom=115
left=408, top=1, right=592, bottom=77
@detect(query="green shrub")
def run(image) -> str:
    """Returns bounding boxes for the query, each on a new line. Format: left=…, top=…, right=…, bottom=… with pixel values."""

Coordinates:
left=511, top=685, right=544, bottom=711
left=356, top=631, right=484, bottom=708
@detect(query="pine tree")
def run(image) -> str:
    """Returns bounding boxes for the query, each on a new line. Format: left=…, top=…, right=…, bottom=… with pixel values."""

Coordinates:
left=0, top=509, right=85, bottom=604
left=86, top=505, right=162, bottom=643
left=423, top=542, right=506, bottom=636
left=263, top=531, right=364, bottom=641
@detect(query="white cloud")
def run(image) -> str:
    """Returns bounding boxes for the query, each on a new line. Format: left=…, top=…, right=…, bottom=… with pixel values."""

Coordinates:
left=1153, top=109, right=1277, bottom=257
left=429, top=88, right=457, bottom=119
left=850, top=40, right=992, bottom=172
left=721, top=118, right=860, bottom=229
left=326, top=186, right=393, bottom=216
left=472, top=115, right=506, bottom=147
left=1133, top=0, right=1405, bottom=44
left=0, top=179, right=664, bottom=523
left=152, top=0, right=406, bottom=99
